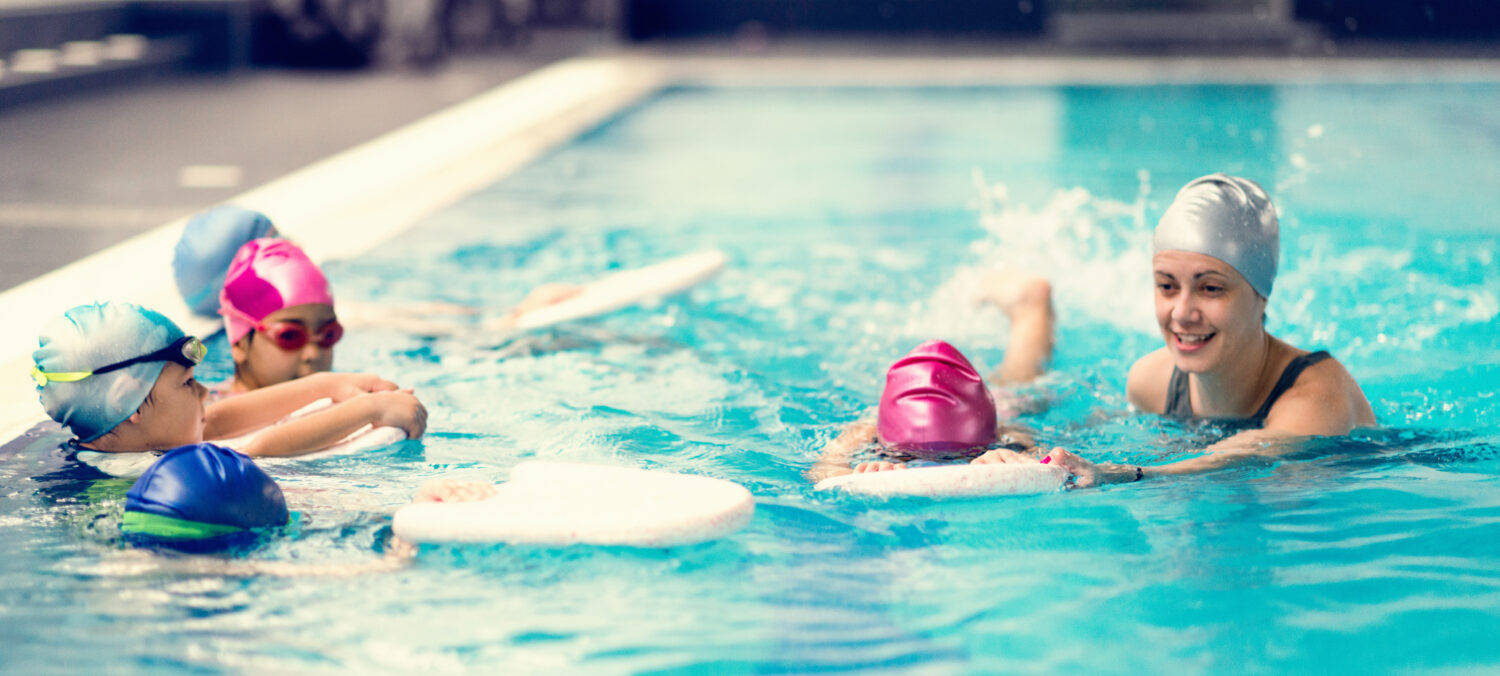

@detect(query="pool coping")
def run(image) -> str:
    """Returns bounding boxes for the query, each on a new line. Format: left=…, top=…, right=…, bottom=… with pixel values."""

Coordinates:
left=3, top=52, right=1497, bottom=441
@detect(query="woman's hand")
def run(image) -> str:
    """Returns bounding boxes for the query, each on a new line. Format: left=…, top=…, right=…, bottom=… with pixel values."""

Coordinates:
left=1043, top=447, right=1103, bottom=488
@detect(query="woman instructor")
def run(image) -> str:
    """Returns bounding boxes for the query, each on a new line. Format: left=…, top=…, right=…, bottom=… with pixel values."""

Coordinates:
left=1046, top=173, right=1375, bottom=486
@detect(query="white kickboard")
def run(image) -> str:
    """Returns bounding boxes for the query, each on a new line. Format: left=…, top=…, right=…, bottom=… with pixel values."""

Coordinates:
left=72, top=399, right=406, bottom=478
left=816, top=463, right=1068, bottom=497
left=511, top=250, right=728, bottom=331
left=210, top=398, right=408, bottom=462
left=393, top=462, right=756, bottom=547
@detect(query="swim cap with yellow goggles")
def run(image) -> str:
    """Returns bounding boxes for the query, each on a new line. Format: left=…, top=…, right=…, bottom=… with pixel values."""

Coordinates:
left=31, top=336, right=207, bottom=387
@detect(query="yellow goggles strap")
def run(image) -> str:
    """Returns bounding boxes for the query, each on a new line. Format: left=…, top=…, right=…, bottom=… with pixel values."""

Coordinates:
left=31, top=365, right=94, bottom=387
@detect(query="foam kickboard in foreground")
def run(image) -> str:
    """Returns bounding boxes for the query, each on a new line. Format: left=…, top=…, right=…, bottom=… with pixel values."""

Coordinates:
left=393, top=462, right=755, bottom=547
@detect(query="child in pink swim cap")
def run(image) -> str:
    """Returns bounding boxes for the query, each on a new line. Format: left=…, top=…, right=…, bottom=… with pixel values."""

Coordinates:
left=809, top=273, right=1057, bottom=482
left=219, top=238, right=343, bottom=394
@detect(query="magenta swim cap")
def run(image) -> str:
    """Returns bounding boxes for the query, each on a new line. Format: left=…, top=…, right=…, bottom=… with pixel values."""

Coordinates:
left=877, top=340, right=998, bottom=458
left=219, top=238, right=333, bottom=344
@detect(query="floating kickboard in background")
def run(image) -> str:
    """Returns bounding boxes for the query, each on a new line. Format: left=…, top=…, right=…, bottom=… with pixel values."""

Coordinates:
left=510, top=250, right=728, bottom=331
left=816, top=463, right=1068, bottom=497
left=393, top=462, right=755, bottom=547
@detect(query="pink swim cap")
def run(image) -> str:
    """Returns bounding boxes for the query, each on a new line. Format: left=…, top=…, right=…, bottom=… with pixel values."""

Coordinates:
left=219, top=238, right=334, bottom=344
left=877, top=340, right=998, bottom=458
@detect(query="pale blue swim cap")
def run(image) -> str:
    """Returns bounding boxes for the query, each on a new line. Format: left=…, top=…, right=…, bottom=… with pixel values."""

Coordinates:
left=173, top=206, right=276, bottom=316
left=33, top=302, right=187, bottom=442
left=1153, top=174, right=1279, bottom=298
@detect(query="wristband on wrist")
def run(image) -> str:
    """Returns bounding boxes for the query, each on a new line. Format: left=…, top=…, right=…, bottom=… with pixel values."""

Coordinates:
left=1133, top=466, right=1144, bottom=482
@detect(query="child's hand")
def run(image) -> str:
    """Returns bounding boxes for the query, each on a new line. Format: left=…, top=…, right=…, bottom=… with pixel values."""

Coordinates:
left=508, top=283, right=584, bottom=319
left=853, top=461, right=906, bottom=473
left=970, top=448, right=1039, bottom=465
left=328, top=372, right=399, bottom=402
left=368, top=389, right=428, bottom=439
left=414, top=479, right=497, bottom=503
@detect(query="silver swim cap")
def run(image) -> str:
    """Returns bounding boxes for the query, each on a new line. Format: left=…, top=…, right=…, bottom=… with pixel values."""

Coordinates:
left=1153, top=174, right=1279, bottom=298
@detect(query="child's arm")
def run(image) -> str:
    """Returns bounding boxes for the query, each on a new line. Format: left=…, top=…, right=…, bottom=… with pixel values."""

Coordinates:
left=807, top=420, right=879, bottom=483
left=239, top=390, right=426, bottom=458
left=481, top=284, right=585, bottom=332
left=204, top=372, right=397, bottom=440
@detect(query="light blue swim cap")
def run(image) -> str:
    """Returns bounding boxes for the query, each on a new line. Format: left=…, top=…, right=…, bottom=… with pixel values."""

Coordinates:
left=1153, top=174, right=1279, bottom=298
left=173, top=206, right=276, bottom=316
left=33, top=302, right=187, bottom=442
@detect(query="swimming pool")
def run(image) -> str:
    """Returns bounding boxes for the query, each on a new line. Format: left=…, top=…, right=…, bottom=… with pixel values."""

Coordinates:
left=3, top=73, right=1500, bottom=673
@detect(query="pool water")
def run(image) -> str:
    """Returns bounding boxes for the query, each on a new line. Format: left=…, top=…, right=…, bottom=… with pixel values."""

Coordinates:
left=3, top=82, right=1500, bottom=674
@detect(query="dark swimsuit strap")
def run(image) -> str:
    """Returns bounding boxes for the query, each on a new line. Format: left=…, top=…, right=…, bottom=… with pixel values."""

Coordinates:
left=1164, top=367, right=1194, bottom=420
left=1164, top=350, right=1333, bottom=424
left=1248, top=350, right=1332, bottom=423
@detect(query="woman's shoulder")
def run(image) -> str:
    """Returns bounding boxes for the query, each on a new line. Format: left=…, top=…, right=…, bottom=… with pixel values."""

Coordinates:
left=1268, top=346, right=1376, bottom=432
left=1126, top=347, right=1175, bottom=413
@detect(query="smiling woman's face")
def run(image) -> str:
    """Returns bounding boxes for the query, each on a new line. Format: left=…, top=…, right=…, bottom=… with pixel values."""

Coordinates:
left=1152, top=250, right=1268, bottom=374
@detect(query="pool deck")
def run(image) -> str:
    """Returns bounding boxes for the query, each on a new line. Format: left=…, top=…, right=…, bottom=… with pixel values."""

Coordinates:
left=2, top=39, right=1498, bottom=440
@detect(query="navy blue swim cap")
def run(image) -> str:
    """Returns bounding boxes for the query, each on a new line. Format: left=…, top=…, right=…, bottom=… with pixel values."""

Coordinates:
left=123, top=443, right=288, bottom=550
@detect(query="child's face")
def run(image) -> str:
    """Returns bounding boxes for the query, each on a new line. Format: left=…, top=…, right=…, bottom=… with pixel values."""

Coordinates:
left=231, top=303, right=337, bottom=389
left=134, top=362, right=209, bottom=448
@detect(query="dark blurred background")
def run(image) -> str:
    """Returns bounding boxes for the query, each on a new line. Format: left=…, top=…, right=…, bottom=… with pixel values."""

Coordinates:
left=3, top=0, right=1498, bottom=78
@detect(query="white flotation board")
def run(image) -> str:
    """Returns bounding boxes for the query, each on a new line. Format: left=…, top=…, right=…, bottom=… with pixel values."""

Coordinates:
left=393, top=462, right=755, bottom=547
left=816, top=462, right=1068, bottom=497
left=75, top=450, right=161, bottom=479
left=73, top=409, right=405, bottom=478
left=210, top=398, right=407, bottom=462
left=509, top=250, right=728, bottom=331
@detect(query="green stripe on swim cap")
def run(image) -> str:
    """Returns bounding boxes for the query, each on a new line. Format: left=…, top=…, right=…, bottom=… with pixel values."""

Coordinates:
left=1154, top=174, right=1279, bottom=298
left=121, top=511, right=246, bottom=540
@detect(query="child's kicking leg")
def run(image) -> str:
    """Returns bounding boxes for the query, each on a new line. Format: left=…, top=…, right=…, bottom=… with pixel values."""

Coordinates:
left=979, top=271, right=1054, bottom=386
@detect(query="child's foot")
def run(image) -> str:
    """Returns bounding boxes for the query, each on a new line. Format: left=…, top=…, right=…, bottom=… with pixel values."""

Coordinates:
left=414, top=479, right=498, bottom=503
left=979, top=270, right=1052, bottom=321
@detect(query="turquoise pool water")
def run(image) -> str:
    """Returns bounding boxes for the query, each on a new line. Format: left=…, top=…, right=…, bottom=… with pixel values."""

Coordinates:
left=3, top=82, right=1500, bottom=674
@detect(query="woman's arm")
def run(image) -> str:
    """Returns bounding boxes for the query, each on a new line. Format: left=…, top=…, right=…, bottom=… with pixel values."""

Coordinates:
left=807, top=420, right=879, bottom=483
left=1047, top=427, right=1300, bottom=487
left=1058, top=353, right=1376, bottom=487
left=238, top=390, right=426, bottom=458
left=205, top=372, right=397, bottom=440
